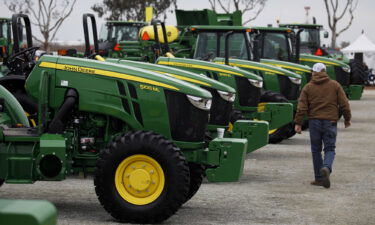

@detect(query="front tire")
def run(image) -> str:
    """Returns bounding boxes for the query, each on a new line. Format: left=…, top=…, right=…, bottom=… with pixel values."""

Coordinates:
left=260, top=90, right=296, bottom=143
left=94, top=131, right=190, bottom=223
left=184, top=162, right=205, bottom=204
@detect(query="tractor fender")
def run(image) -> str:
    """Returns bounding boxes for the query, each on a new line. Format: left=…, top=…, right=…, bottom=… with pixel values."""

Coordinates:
left=0, top=84, right=30, bottom=127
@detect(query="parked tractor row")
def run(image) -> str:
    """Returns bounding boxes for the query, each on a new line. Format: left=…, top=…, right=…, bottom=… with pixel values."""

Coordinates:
left=0, top=9, right=365, bottom=224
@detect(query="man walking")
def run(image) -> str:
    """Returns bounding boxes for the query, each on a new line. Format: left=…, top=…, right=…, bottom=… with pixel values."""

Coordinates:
left=294, top=63, right=351, bottom=189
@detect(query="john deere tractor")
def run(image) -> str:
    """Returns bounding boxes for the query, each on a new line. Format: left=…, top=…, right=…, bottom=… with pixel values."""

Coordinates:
left=249, top=26, right=363, bottom=100
left=280, top=23, right=367, bottom=96
left=0, top=14, right=251, bottom=223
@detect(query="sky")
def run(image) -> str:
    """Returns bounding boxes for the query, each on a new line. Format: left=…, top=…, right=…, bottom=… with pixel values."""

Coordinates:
left=0, top=0, right=374, bottom=47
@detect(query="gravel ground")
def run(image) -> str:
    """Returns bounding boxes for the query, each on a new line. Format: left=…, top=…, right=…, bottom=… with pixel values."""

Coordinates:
left=1, top=90, right=375, bottom=225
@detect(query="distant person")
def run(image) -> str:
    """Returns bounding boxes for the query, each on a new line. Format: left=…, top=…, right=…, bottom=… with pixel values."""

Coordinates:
left=294, top=63, right=351, bottom=189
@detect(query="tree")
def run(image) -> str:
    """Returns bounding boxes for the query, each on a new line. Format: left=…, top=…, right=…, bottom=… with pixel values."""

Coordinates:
left=4, top=0, right=77, bottom=51
left=340, top=41, right=350, bottom=49
left=323, top=0, right=358, bottom=48
left=92, top=0, right=177, bottom=22
left=208, top=0, right=267, bottom=25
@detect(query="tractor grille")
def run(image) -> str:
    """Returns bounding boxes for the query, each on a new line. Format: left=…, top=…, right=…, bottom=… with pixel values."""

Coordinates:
left=165, top=90, right=208, bottom=142
left=334, top=66, right=350, bottom=87
left=235, top=77, right=261, bottom=107
left=206, top=88, right=232, bottom=126
left=278, top=75, right=300, bottom=100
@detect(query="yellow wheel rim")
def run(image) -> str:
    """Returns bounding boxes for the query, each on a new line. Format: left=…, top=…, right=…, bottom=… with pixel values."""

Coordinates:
left=269, top=129, right=277, bottom=135
left=115, top=154, right=165, bottom=205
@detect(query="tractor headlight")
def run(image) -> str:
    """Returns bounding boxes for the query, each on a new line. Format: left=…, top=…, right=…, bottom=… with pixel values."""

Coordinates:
left=248, top=78, right=263, bottom=88
left=342, top=66, right=351, bottom=73
left=288, top=76, right=301, bottom=85
left=217, top=90, right=236, bottom=102
left=187, top=95, right=212, bottom=111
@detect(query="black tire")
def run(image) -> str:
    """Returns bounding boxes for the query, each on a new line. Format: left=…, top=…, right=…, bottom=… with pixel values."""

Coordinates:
left=350, top=61, right=367, bottom=85
left=0, top=179, right=4, bottom=187
left=229, top=110, right=245, bottom=124
left=260, top=90, right=296, bottom=143
left=94, top=131, right=190, bottom=223
left=184, top=162, right=205, bottom=204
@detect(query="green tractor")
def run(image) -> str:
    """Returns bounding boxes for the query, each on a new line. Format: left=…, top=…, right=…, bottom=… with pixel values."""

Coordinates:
left=83, top=14, right=269, bottom=153
left=280, top=23, right=367, bottom=93
left=250, top=26, right=363, bottom=100
left=0, top=14, right=251, bottom=223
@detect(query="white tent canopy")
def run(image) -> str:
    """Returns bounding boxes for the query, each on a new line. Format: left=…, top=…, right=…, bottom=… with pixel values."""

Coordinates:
left=341, top=33, right=375, bottom=70
left=342, top=33, right=375, bottom=53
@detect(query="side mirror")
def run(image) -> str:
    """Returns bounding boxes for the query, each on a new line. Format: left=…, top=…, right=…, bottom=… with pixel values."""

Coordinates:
left=323, top=31, right=329, bottom=38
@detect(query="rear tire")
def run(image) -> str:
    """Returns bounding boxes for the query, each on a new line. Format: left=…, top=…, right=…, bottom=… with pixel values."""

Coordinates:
left=350, top=61, right=367, bottom=85
left=260, top=90, right=296, bottom=143
left=94, top=131, right=189, bottom=223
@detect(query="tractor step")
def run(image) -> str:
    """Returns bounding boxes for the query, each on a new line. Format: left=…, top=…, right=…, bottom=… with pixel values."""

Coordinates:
left=3, top=128, right=38, bottom=137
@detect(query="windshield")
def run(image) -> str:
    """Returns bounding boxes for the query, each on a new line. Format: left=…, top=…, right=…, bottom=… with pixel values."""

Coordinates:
left=99, top=24, right=140, bottom=42
left=0, top=21, right=8, bottom=39
left=193, top=31, right=251, bottom=60
left=256, top=32, right=291, bottom=61
left=298, top=28, right=320, bottom=47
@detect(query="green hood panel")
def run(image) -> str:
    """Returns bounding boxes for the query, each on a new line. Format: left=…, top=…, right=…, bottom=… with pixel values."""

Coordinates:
left=214, top=58, right=302, bottom=79
left=300, top=54, right=349, bottom=68
left=106, top=58, right=236, bottom=93
left=260, top=59, right=311, bottom=73
left=35, top=55, right=212, bottom=99
left=156, top=57, right=263, bottom=81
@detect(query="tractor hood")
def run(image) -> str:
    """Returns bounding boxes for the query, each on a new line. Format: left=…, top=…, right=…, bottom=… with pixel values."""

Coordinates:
left=156, top=57, right=263, bottom=82
left=300, top=54, right=350, bottom=69
left=260, top=59, right=312, bottom=74
left=31, top=55, right=212, bottom=99
left=106, top=58, right=236, bottom=94
left=213, top=57, right=302, bottom=79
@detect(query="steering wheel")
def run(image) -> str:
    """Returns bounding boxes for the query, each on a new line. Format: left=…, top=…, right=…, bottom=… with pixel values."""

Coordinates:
left=200, top=52, right=215, bottom=61
left=8, top=46, right=39, bottom=63
left=6, top=46, right=39, bottom=76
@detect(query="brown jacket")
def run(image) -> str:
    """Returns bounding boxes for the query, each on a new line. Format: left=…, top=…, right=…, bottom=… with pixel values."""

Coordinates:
left=294, top=71, right=351, bottom=125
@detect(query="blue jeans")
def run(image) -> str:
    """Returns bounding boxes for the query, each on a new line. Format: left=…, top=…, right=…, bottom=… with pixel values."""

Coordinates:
left=309, top=119, right=337, bottom=180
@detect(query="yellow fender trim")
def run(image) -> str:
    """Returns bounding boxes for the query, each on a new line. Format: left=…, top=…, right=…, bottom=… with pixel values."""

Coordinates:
left=158, top=61, right=244, bottom=76
left=299, top=58, right=340, bottom=66
left=39, top=62, right=180, bottom=91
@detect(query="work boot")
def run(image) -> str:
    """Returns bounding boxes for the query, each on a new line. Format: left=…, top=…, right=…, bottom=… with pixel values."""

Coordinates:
left=320, top=167, right=331, bottom=189
left=310, top=180, right=324, bottom=186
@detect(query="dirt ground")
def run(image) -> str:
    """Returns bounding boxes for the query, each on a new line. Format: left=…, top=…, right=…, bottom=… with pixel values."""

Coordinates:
left=1, top=90, right=374, bottom=225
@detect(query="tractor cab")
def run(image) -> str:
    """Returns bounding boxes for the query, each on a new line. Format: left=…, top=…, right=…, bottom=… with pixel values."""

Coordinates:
left=189, top=26, right=253, bottom=61
left=279, top=23, right=331, bottom=57
left=98, top=21, right=146, bottom=58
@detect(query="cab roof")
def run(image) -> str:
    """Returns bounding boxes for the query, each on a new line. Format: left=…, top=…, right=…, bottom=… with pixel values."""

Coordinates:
left=249, top=26, right=293, bottom=34
left=279, top=24, right=323, bottom=29
left=190, top=25, right=250, bottom=32
left=106, top=21, right=147, bottom=26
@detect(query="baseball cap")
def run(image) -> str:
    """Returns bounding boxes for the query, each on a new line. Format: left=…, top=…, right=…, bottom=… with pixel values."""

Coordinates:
left=312, top=63, right=326, bottom=72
